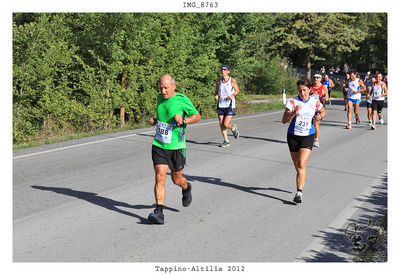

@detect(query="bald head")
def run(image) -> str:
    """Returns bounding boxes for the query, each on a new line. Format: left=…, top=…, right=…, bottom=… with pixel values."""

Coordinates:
left=160, top=75, right=175, bottom=85
left=159, top=75, right=176, bottom=99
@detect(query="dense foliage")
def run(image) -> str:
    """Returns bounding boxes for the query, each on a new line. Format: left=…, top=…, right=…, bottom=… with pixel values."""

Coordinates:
left=12, top=13, right=387, bottom=144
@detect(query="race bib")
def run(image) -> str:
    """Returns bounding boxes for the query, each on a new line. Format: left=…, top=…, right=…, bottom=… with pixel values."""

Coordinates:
left=295, top=115, right=312, bottom=132
left=155, top=121, right=173, bottom=144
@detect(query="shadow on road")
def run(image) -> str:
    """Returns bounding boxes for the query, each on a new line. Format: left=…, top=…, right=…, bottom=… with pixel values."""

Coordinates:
left=184, top=174, right=296, bottom=205
left=31, top=185, right=179, bottom=224
left=186, top=140, right=221, bottom=146
left=297, top=173, right=387, bottom=262
left=238, top=135, right=287, bottom=144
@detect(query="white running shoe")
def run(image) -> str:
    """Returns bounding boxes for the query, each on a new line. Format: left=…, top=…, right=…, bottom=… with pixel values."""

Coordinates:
left=232, top=124, right=239, bottom=139
left=219, top=140, right=230, bottom=148
left=313, top=140, right=320, bottom=147
left=371, top=124, right=376, bottom=130
left=380, top=118, right=384, bottom=125
left=346, top=123, right=352, bottom=129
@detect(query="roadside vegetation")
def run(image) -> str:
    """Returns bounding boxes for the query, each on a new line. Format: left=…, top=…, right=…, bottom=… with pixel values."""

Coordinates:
left=13, top=13, right=386, bottom=149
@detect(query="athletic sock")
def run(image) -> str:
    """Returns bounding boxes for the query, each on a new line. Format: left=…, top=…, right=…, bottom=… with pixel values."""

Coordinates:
left=183, top=182, right=191, bottom=192
left=156, top=204, right=164, bottom=213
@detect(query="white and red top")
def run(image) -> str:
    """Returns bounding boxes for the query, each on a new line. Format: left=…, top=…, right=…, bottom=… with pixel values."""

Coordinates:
left=310, top=84, right=325, bottom=102
left=371, top=82, right=386, bottom=101
left=286, top=96, right=323, bottom=136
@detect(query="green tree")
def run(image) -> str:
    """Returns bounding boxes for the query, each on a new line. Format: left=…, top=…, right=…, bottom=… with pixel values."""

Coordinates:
left=270, top=13, right=366, bottom=79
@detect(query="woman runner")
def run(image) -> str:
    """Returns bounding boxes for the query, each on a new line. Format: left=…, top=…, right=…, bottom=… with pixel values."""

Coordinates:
left=282, top=77, right=325, bottom=203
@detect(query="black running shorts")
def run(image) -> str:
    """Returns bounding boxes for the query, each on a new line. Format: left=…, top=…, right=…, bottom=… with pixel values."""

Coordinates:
left=152, top=145, right=186, bottom=171
left=287, top=133, right=315, bottom=152
left=372, top=100, right=384, bottom=113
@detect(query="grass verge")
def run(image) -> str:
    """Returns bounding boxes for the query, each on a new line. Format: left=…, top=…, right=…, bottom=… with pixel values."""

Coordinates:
left=13, top=93, right=291, bottom=150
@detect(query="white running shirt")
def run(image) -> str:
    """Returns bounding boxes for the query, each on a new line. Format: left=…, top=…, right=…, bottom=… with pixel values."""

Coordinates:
left=347, top=78, right=361, bottom=100
left=371, top=82, right=385, bottom=101
left=218, top=77, right=236, bottom=108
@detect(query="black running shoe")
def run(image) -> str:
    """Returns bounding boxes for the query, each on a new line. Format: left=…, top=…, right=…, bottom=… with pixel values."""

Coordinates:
left=182, top=182, right=192, bottom=207
left=148, top=209, right=164, bottom=224
left=293, top=191, right=303, bottom=204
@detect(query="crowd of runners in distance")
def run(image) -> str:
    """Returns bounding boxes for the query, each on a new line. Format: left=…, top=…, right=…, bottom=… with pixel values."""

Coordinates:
left=146, top=65, right=387, bottom=224
left=341, top=70, right=388, bottom=130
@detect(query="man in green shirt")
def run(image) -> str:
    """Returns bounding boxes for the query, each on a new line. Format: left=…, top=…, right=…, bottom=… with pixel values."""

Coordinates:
left=148, top=75, right=201, bottom=224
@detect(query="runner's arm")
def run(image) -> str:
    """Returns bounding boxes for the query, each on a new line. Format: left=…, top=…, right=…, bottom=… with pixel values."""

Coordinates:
left=382, top=83, right=388, bottom=97
left=231, top=78, right=240, bottom=97
left=358, top=80, right=367, bottom=93
left=315, top=107, right=326, bottom=122
left=174, top=114, right=201, bottom=126
left=282, top=105, right=300, bottom=124
left=214, top=80, right=220, bottom=101
left=149, top=117, right=157, bottom=125
left=324, top=86, right=330, bottom=102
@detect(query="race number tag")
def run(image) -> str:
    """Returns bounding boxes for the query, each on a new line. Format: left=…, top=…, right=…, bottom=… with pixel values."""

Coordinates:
left=155, top=121, right=173, bottom=144
left=295, top=115, right=312, bottom=131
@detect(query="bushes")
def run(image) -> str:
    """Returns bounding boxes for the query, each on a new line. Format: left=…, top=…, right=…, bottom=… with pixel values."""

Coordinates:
left=242, top=56, right=298, bottom=95
left=12, top=13, right=298, bottom=145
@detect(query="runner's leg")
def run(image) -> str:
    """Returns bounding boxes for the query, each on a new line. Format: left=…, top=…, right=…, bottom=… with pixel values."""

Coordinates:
left=347, top=101, right=353, bottom=124
left=223, top=115, right=234, bottom=130
left=154, top=164, right=168, bottom=205
left=314, top=120, right=320, bottom=140
left=372, top=109, right=377, bottom=125
left=290, top=148, right=312, bottom=191
left=218, top=115, right=228, bottom=141
left=367, top=107, right=372, bottom=123
left=171, top=169, right=188, bottom=190
left=354, top=102, right=360, bottom=118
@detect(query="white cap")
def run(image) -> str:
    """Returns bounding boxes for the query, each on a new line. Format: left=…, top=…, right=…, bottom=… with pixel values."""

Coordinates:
left=313, top=74, right=322, bottom=78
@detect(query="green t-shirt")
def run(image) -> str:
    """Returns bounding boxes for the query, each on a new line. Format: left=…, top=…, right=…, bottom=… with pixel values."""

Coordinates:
left=152, top=92, right=199, bottom=150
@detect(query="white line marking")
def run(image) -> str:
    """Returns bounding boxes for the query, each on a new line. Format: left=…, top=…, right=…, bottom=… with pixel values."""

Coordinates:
left=13, top=110, right=284, bottom=159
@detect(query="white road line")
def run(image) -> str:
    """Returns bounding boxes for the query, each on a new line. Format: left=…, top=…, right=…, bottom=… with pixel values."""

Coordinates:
left=13, top=110, right=283, bottom=159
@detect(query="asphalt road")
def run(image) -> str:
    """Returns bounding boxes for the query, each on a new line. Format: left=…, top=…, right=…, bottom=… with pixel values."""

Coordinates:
left=13, top=99, right=387, bottom=262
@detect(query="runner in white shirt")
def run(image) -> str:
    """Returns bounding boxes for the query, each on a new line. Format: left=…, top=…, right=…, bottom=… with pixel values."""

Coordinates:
left=370, top=73, right=388, bottom=130
left=214, top=65, right=240, bottom=147
left=282, top=77, right=325, bottom=203
left=365, top=76, right=376, bottom=126
left=346, top=72, right=366, bottom=129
